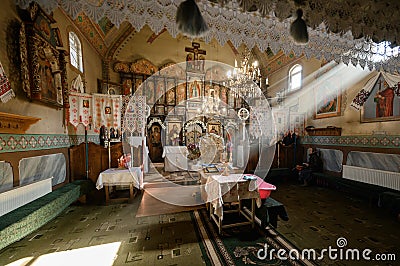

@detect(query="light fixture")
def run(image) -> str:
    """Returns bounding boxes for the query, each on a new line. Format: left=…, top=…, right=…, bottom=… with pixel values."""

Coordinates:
left=290, top=9, right=309, bottom=44
left=176, top=0, right=209, bottom=37
left=197, top=93, right=227, bottom=116
left=225, top=48, right=262, bottom=100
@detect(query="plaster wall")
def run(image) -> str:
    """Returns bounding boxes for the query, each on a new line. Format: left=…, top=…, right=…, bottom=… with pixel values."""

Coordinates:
left=269, top=58, right=400, bottom=136
left=0, top=1, right=102, bottom=136
left=110, top=25, right=239, bottom=79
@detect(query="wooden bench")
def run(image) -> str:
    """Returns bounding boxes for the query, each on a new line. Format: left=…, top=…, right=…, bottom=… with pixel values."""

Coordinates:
left=244, top=197, right=289, bottom=229
left=0, top=180, right=91, bottom=251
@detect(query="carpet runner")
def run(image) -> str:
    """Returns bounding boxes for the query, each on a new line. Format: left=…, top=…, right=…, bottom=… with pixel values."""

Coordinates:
left=193, top=208, right=315, bottom=266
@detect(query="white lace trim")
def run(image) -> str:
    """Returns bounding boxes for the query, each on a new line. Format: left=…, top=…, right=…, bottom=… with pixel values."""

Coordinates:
left=16, top=0, right=400, bottom=74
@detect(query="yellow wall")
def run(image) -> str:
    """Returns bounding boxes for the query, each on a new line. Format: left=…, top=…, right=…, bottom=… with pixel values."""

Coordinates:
left=1, top=0, right=399, bottom=137
left=109, top=25, right=239, bottom=81
left=268, top=58, right=400, bottom=136
left=0, top=0, right=102, bottom=136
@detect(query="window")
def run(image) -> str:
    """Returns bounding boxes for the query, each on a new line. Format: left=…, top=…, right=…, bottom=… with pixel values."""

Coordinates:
left=288, top=64, right=302, bottom=92
left=69, top=32, right=83, bottom=72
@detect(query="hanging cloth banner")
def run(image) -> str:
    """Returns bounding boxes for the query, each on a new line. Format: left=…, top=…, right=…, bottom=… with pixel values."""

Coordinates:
left=124, top=95, right=146, bottom=134
left=250, top=102, right=272, bottom=139
left=120, top=95, right=131, bottom=133
left=68, top=92, right=92, bottom=127
left=0, top=61, right=15, bottom=103
left=92, top=93, right=122, bottom=131
left=250, top=107, right=262, bottom=139
left=351, top=71, right=400, bottom=110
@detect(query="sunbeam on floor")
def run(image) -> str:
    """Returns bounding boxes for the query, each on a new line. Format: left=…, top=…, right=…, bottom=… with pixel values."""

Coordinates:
left=5, top=242, right=121, bottom=266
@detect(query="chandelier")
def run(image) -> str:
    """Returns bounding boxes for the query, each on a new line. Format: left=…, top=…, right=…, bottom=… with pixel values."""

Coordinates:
left=197, top=93, right=227, bottom=116
left=225, top=48, right=263, bottom=100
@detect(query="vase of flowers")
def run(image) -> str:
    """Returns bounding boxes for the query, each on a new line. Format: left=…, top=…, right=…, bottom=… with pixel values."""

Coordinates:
left=187, top=143, right=201, bottom=160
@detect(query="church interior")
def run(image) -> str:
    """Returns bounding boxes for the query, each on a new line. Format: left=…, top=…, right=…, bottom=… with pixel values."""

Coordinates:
left=0, top=0, right=400, bottom=265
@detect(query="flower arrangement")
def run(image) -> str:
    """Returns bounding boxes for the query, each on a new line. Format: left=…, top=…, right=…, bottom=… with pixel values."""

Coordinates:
left=118, top=153, right=131, bottom=168
left=187, top=143, right=201, bottom=160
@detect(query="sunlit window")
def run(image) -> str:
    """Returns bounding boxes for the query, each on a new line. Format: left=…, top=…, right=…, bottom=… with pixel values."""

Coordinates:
left=288, top=64, right=302, bottom=92
left=69, top=32, right=83, bottom=72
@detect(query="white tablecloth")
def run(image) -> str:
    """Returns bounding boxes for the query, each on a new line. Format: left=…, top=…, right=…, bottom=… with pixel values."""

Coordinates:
left=162, top=146, right=189, bottom=172
left=96, top=167, right=143, bottom=190
left=205, top=174, right=262, bottom=220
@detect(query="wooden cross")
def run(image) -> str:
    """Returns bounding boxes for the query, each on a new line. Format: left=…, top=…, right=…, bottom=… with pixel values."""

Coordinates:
left=185, top=42, right=206, bottom=72
left=185, top=42, right=206, bottom=60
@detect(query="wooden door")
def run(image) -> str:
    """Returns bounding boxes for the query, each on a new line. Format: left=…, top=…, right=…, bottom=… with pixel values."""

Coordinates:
left=148, top=124, right=163, bottom=163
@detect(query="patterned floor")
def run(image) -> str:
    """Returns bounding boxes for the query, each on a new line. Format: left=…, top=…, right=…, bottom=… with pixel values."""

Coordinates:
left=0, top=195, right=207, bottom=266
left=271, top=179, right=400, bottom=266
left=1, top=173, right=399, bottom=266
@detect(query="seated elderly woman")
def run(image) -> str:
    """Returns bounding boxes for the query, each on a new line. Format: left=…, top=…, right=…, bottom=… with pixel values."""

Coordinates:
left=294, top=148, right=323, bottom=186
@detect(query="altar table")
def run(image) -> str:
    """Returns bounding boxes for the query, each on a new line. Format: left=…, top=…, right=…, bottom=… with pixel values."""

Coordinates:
left=204, top=173, right=276, bottom=234
left=162, top=146, right=188, bottom=172
left=96, top=167, right=142, bottom=204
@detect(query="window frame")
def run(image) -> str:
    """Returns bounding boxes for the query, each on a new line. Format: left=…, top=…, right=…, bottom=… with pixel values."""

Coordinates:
left=68, top=31, right=84, bottom=73
left=288, top=64, right=302, bottom=92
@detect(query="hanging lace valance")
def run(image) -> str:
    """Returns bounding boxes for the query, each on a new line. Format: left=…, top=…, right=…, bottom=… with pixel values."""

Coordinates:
left=16, top=0, right=400, bottom=74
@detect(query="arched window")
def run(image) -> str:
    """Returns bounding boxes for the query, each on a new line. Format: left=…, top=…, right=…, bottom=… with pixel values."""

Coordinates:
left=69, top=32, right=83, bottom=72
left=288, top=64, right=302, bottom=92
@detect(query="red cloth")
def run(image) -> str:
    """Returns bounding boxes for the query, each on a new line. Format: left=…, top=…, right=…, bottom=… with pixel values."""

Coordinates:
left=0, top=62, right=15, bottom=103
left=375, top=87, right=394, bottom=117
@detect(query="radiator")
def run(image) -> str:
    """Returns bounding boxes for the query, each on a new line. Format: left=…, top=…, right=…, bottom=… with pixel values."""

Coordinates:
left=342, top=165, right=400, bottom=191
left=0, top=178, right=52, bottom=217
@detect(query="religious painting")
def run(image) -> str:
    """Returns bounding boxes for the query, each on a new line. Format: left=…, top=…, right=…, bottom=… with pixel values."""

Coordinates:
left=205, top=83, right=212, bottom=98
left=122, top=78, right=132, bottom=95
left=98, top=79, right=122, bottom=95
left=213, top=84, right=220, bottom=100
left=166, top=88, right=175, bottom=105
left=176, top=82, right=186, bottom=104
left=272, top=109, right=289, bottom=141
left=155, top=105, right=164, bottom=115
left=289, top=112, right=306, bottom=136
left=133, top=77, right=142, bottom=95
left=187, top=74, right=204, bottom=100
left=185, top=42, right=206, bottom=73
left=148, top=123, right=163, bottom=162
left=155, top=77, right=165, bottom=104
left=314, top=82, right=341, bottom=119
left=36, top=45, right=61, bottom=102
left=361, top=75, right=400, bottom=122
left=220, top=86, right=228, bottom=104
left=104, top=106, right=111, bottom=114
left=185, top=122, right=204, bottom=146
left=167, top=121, right=182, bottom=146
left=207, top=122, right=221, bottom=136
left=20, top=5, right=67, bottom=108
left=145, top=78, right=155, bottom=104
